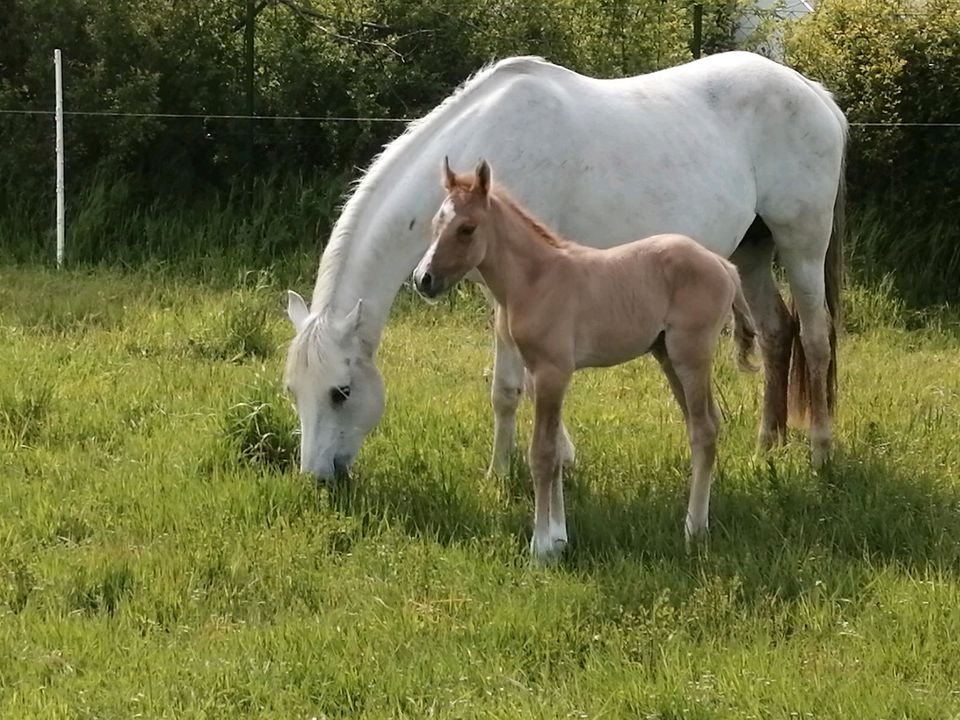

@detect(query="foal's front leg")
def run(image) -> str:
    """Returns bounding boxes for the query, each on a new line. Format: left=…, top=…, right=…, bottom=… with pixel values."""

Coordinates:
left=528, top=366, right=570, bottom=564
left=489, top=306, right=576, bottom=476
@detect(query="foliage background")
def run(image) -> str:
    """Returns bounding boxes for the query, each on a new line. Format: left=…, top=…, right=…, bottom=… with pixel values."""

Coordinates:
left=785, top=0, right=960, bottom=214
left=0, top=0, right=957, bottom=295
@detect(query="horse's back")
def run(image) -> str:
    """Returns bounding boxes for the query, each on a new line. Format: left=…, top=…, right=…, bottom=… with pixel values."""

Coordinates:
left=456, top=52, right=844, bottom=257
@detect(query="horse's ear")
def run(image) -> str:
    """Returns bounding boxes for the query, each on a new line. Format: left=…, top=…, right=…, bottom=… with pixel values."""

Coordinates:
left=286, top=290, right=309, bottom=331
left=442, top=156, right=456, bottom=191
left=343, top=298, right=364, bottom=334
left=473, top=158, right=491, bottom=198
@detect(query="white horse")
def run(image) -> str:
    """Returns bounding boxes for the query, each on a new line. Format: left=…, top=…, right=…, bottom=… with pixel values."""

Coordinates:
left=285, top=51, right=847, bottom=480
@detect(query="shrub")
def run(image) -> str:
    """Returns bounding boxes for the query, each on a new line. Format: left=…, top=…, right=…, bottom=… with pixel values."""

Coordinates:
left=785, top=0, right=960, bottom=213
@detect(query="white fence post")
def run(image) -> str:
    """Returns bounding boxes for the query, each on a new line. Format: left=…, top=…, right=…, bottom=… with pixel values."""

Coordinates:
left=54, top=48, right=65, bottom=267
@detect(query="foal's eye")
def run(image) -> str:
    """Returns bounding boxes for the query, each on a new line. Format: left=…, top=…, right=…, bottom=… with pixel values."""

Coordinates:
left=458, top=224, right=476, bottom=238
left=330, top=385, right=351, bottom=406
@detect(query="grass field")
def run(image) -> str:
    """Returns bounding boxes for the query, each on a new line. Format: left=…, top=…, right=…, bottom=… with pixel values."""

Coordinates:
left=1, top=262, right=960, bottom=718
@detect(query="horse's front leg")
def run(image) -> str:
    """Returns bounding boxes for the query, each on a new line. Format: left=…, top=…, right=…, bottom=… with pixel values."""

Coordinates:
left=488, top=305, right=525, bottom=478
left=528, top=366, right=570, bottom=564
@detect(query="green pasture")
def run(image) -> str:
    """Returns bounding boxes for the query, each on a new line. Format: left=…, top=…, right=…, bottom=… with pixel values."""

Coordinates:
left=1, top=262, right=959, bottom=718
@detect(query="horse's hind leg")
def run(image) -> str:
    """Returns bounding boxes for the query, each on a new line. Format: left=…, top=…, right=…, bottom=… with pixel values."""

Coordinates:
left=665, top=330, right=720, bottom=542
left=730, top=226, right=792, bottom=450
left=778, top=240, right=833, bottom=468
left=488, top=306, right=525, bottom=477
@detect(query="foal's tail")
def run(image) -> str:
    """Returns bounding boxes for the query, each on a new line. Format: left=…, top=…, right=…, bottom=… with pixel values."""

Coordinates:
left=723, top=262, right=760, bottom=373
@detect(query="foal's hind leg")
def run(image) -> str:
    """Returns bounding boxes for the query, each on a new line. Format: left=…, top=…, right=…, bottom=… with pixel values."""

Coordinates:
left=652, top=335, right=688, bottom=419
left=731, top=230, right=792, bottom=450
left=665, top=330, right=720, bottom=542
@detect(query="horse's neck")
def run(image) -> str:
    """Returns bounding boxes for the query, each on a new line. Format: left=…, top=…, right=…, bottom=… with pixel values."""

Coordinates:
left=311, top=163, right=440, bottom=349
left=478, top=197, right=563, bottom=307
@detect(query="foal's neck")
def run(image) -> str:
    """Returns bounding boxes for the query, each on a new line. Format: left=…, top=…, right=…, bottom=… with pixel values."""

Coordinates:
left=477, top=194, right=566, bottom=307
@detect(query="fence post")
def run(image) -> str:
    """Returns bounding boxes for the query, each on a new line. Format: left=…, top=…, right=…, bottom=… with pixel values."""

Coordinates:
left=691, top=3, right=703, bottom=59
left=54, top=48, right=65, bottom=267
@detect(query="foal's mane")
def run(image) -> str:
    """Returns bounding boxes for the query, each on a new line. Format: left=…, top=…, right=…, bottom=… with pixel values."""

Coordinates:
left=447, top=175, right=569, bottom=250
left=497, top=192, right=569, bottom=249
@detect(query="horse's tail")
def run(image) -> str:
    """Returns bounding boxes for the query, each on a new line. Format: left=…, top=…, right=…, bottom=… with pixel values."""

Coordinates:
left=787, top=90, right=847, bottom=424
left=724, top=262, right=760, bottom=374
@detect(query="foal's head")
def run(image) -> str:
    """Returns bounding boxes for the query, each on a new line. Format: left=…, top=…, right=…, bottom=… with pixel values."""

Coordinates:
left=413, top=157, right=493, bottom=299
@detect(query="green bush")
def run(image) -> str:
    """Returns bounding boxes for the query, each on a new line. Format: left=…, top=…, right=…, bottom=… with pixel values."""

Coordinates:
left=1, top=0, right=733, bottom=264
left=0, top=0, right=702, bottom=196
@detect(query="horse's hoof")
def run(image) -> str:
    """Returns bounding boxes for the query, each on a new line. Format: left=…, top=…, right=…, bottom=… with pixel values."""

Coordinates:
left=529, top=537, right=568, bottom=566
left=486, top=458, right=510, bottom=480
left=811, top=439, right=832, bottom=470
left=757, top=428, right=786, bottom=452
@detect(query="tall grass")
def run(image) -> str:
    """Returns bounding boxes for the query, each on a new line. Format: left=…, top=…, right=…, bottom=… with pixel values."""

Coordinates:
left=3, top=173, right=958, bottom=306
left=0, top=172, right=347, bottom=281
left=844, top=205, right=960, bottom=307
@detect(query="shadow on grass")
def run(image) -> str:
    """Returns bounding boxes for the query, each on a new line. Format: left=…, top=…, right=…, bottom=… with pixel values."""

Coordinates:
left=566, top=446, right=960, bottom=568
left=326, top=440, right=960, bottom=601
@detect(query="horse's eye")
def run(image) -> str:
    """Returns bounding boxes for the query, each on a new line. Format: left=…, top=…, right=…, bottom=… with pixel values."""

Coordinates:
left=330, top=385, right=350, bottom=406
left=458, top=224, right=476, bottom=237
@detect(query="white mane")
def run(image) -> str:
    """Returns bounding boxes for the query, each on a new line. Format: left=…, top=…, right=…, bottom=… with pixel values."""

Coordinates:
left=311, top=56, right=550, bottom=311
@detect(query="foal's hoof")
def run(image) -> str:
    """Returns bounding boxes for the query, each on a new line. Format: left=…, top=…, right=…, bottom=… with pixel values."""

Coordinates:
left=684, top=517, right=709, bottom=553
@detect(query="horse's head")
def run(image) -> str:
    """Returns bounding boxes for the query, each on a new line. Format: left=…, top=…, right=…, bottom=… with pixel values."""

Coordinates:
left=413, top=157, right=493, bottom=298
left=284, top=291, right=385, bottom=480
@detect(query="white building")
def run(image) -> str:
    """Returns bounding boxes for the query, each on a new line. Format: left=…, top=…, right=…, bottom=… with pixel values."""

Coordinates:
left=736, top=0, right=817, bottom=60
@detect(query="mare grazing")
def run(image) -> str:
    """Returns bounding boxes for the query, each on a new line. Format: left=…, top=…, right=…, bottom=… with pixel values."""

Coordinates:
left=414, top=159, right=759, bottom=562
left=284, top=52, right=846, bottom=482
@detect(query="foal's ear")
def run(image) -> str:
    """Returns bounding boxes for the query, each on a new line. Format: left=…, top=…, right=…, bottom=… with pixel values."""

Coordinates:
left=442, top=156, right=456, bottom=191
left=472, top=158, right=491, bottom=199
left=286, top=290, right=310, bottom=331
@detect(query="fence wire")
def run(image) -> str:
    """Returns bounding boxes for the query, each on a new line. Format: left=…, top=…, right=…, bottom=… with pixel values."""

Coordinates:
left=0, top=107, right=956, bottom=128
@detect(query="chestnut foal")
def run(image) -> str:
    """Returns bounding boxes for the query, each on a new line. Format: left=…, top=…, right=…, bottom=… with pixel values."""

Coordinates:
left=414, top=159, right=758, bottom=563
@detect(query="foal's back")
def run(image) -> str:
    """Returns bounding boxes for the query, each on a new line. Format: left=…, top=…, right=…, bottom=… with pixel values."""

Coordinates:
left=567, top=233, right=737, bottom=368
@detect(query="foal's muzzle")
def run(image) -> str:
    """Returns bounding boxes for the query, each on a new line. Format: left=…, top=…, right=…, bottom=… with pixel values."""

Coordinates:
left=414, top=269, right=442, bottom=298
